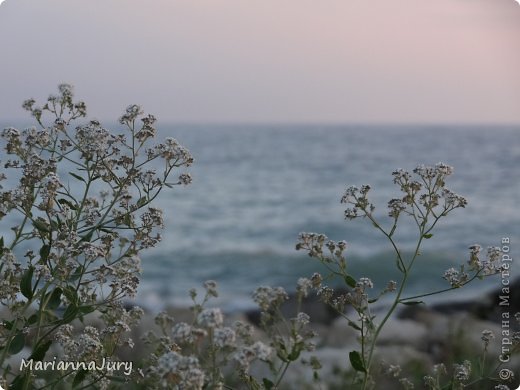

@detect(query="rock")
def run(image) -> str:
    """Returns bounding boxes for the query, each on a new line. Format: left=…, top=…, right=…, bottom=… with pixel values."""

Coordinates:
left=398, top=304, right=513, bottom=363
left=374, top=344, right=433, bottom=369
left=377, top=318, right=428, bottom=348
left=321, top=317, right=359, bottom=348
left=407, top=277, right=520, bottom=323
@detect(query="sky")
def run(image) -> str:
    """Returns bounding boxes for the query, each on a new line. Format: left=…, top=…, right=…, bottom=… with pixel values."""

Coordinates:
left=0, top=0, right=519, bottom=124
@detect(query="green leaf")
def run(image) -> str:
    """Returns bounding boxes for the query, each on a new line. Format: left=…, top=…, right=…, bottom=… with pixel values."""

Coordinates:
left=58, top=198, right=78, bottom=210
left=262, top=378, right=275, bottom=390
left=62, top=304, right=79, bottom=324
left=72, top=369, right=88, bottom=388
left=47, top=287, right=63, bottom=310
left=9, top=332, right=25, bottom=355
left=79, top=305, right=95, bottom=315
left=123, top=214, right=132, bottom=227
left=288, top=349, right=301, bottom=361
left=423, top=233, right=433, bottom=239
left=276, top=351, right=289, bottom=363
left=20, top=266, right=34, bottom=299
left=29, top=340, right=52, bottom=361
left=69, top=172, right=86, bottom=183
left=63, top=286, right=79, bottom=305
left=33, top=219, right=50, bottom=233
left=137, top=197, right=148, bottom=208
left=349, top=350, right=366, bottom=373
left=0, top=236, right=4, bottom=257
left=9, top=373, right=29, bottom=390
left=70, top=266, right=85, bottom=282
left=401, top=300, right=425, bottom=306
left=103, top=375, right=128, bottom=383
left=80, top=230, right=94, bottom=243
left=26, top=313, right=39, bottom=326
left=347, top=320, right=362, bottom=331
left=39, top=244, right=51, bottom=263
left=43, top=310, right=59, bottom=322
left=344, top=274, right=357, bottom=288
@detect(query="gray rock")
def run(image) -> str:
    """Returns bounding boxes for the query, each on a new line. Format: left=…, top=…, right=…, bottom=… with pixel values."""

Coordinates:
left=377, top=318, right=428, bottom=347
left=321, top=317, right=359, bottom=347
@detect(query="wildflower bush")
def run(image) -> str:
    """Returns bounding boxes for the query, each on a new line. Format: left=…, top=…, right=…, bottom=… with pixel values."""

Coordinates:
left=295, top=163, right=519, bottom=389
left=0, top=86, right=518, bottom=389
left=138, top=280, right=319, bottom=389
left=0, top=85, right=319, bottom=389
left=0, top=84, right=194, bottom=388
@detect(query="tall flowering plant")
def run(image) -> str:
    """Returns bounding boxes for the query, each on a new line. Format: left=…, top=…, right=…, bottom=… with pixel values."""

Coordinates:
left=0, top=85, right=192, bottom=388
left=296, top=163, right=511, bottom=389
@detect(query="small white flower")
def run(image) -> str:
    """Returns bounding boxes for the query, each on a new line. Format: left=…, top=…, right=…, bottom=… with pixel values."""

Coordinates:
left=197, top=308, right=224, bottom=328
left=357, top=277, right=374, bottom=289
left=214, top=327, right=236, bottom=348
left=297, top=278, right=312, bottom=297
left=203, top=280, right=218, bottom=297
left=252, top=341, right=272, bottom=360
left=172, top=322, right=193, bottom=343
left=294, top=312, right=310, bottom=326
left=252, top=286, right=289, bottom=311
left=481, top=329, right=495, bottom=345
left=178, top=173, right=192, bottom=185
left=453, top=360, right=471, bottom=382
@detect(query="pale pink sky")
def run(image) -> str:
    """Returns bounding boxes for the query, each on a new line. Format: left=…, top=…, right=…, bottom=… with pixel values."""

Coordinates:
left=0, top=0, right=519, bottom=124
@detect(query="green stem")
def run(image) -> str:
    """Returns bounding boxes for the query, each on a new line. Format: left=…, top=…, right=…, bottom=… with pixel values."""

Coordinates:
left=361, top=215, right=426, bottom=389
left=399, top=270, right=483, bottom=302
left=274, top=361, right=291, bottom=388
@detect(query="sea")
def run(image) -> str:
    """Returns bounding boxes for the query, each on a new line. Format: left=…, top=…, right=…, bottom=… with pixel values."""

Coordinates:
left=1, top=123, right=519, bottom=312
left=137, top=124, right=519, bottom=311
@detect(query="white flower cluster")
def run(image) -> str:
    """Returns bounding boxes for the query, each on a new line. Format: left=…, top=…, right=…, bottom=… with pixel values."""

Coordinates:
left=341, top=184, right=373, bottom=220
left=296, top=277, right=313, bottom=298
left=252, top=285, right=289, bottom=311
left=296, top=233, right=348, bottom=279
left=141, top=280, right=318, bottom=389
left=155, top=351, right=205, bottom=389
left=453, top=360, right=471, bottom=382
left=233, top=341, right=273, bottom=372
left=444, top=245, right=505, bottom=288
left=197, top=308, right=224, bottom=328
left=442, top=267, right=469, bottom=288
left=0, top=84, right=192, bottom=387
left=481, top=329, right=495, bottom=348
left=389, top=162, right=467, bottom=220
